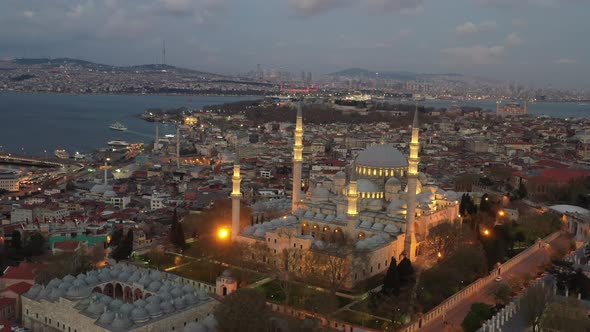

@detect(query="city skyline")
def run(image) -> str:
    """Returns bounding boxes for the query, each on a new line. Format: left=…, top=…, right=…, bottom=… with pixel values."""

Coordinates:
left=1, top=0, right=589, bottom=88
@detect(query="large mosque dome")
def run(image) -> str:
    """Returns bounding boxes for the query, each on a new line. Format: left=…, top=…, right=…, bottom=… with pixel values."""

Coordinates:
left=356, top=144, right=408, bottom=169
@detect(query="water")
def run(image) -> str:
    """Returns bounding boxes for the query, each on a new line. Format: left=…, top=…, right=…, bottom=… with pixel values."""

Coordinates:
left=0, top=92, right=588, bottom=156
left=416, top=100, right=590, bottom=119
left=0, top=92, right=257, bottom=156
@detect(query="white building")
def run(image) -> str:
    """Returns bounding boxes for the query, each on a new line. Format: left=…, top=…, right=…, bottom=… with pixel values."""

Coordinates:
left=0, top=171, right=20, bottom=192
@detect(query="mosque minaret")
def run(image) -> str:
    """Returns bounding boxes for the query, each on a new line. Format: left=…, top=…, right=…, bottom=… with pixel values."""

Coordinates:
left=292, top=104, right=304, bottom=212
left=231, top=164, right=242, bottom=240
left=404, top=107, right=420, bottom=260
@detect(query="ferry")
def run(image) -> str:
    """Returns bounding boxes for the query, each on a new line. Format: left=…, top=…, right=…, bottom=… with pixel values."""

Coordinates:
left=107, top=140, right=130, bottom=147
left=54, top=149, right=70, bottom=159
left=109, top=122, right=127, bottom=131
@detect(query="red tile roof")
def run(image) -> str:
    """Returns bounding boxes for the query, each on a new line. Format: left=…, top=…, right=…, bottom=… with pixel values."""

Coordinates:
left=5, top=281, right=32, bottom=295
left=2, top=263, right=40, bottom=281
left=53, top=241, right=80, bottom=251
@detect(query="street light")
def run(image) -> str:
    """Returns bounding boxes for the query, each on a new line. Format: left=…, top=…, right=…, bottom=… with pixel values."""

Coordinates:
left=498, top=210, right=505, bottom=217
left=217, top=228, right=229, bottom=240
left=483, top=229, right=490, bottom=236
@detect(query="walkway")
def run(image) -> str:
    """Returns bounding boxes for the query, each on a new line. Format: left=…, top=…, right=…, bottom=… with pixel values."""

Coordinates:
left=419, top=233, right=569, bottom=332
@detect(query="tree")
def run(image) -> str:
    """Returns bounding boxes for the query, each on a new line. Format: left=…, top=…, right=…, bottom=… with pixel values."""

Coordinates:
left=479, top=193, right=491, bottom=214
left=110, top=228, right=123, bottom=247
left=11, top=231, right=21, bottom=250
left=462, top=303, right=493, bottom=332
left=382, top=257, right=400, bottom=296
left=169, top=209, right=187, bottom=251
left=487, top=282, right=511, bottom=307
left=521, top=284, right=551, bottom=331
left=397, top=257, right=415, bottom=287
left=214, top=288, right=270, bottom=332
left=517, top=182, right=528, bottom=199
left=112, top=229, right=134, bottom=262
left=25, top=232, right=46, bottom=257
left=424, top=222, right=464, bottom=257
left=540, top=298, right=590, bottom=332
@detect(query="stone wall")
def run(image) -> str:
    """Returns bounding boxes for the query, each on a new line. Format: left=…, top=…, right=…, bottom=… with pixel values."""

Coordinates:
left=399, top=231, right=562, bottom=332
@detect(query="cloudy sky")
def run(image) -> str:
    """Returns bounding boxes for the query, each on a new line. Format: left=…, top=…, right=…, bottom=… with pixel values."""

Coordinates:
left=1, top=0, right=589, bottom=88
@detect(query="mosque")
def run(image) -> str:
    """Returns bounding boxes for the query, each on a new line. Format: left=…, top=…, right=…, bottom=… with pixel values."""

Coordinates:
left=230, top=105, right=460, bottom=288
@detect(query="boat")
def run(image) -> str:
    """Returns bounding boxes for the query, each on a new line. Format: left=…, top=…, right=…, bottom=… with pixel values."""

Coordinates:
left=109, top=122, right=127, bottom=131
left=107, top=140, right=130, bottom=147
left=54, top=149, right=70, bottom=159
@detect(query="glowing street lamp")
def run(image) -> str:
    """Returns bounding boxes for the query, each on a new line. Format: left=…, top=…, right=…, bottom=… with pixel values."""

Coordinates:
left=483, top=229, right=490, bottom=236
left=498, top=210, right=506, bottom=217
left=437, top=252, right=442, bottom=258
left=217, top=228, right=229, bottom=240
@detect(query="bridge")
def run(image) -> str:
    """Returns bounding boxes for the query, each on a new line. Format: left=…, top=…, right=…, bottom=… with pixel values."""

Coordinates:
left=0, top=153, right=68, bottom=168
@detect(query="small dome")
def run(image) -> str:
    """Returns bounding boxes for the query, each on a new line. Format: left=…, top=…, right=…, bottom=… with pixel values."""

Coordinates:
left=221, top=269, right=233, bottom=278
left=174, top=297, right=186, bottom=310
left=111, top=314, right=133, bottom=332
left=108, top=299, right=125, bottom=311
left=86, top=275, right=100, bottom=285
left=182, top=284, right=194, bottom=293
left=118, top=303, right=135, bottom=315
left=58, top=281, right=72, bottom=290
left=150, top=270, right=163, bottom=281
left=367, top=199, right=383, bottom=211
left=48, top=278, right=62, bottom=288
left=118, top=271, right=131, bottom=282
left=202, top=315, right=218, bottom=330
left=138, top=275, right=152, bottom=287
left=356, top=144, right=408, bottom=169
left=76, top=297, right=92, bottom=311
left=72, top=279, right=88, bottom=287
left=371, top=223, right=385, bottom=231
left=98, top=310, right=116, bottom=325
left=146, top=302, right=163, bottom=318
left=159, top=291, right=172, bottom=301
left=147, top=281, right=162, bottom=292
left=85, top=301, right=106, bottom=318
left=25, top=285, right=42, bottom=299
left=171, top=287, right=184, bottom=298
left=160, top=301, right=175, bottom=314
left=146, top=295, right=161, bottom=304
left=131, top=307, right=150, bottom=324
left=98, top=271, right=112, bottom=283
left=134, top=299, right=147, bottom=307
left=65, top=285, right=91, bottom=300
left=38, top=287, right=50, bottom=300
left=63, top=275, right=76, bottom=283
left=49, top=288, right=66, bottom=301
left=386, top=177, right=401, bottom=186
left=384, top=224, right=398, bottom=233
left=99, top=295, right=113, bottom=305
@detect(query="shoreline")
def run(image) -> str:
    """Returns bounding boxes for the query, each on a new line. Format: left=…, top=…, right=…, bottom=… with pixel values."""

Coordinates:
left=1, top=90, right=589, bottom=104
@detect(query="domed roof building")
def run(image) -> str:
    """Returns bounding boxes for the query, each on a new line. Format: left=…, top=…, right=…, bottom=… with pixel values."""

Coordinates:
left=231, top=106, right=460, bottom=289
left=21, top=263, right=217, bottom=332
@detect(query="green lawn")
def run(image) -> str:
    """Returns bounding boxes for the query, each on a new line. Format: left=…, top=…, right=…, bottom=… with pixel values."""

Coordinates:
left=170, top=259, right=266, bottom=285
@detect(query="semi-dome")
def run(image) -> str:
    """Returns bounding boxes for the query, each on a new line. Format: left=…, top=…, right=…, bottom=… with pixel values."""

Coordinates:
left=49, top=288, right=66, bottom=301
left=357, top=179, right=379, bottom=193
left=161, top=301, right=175, bottom=314
left=48, top=278, right=62, bottom=288
left=174, top=297, right=187, bottom=310
left=63, top=275, right=76, bottom=283
left=311, top=184, right=330, bottom=200
left=356, top=144, right=408, bottom=169
left=85, top=301, right=106, bottom=318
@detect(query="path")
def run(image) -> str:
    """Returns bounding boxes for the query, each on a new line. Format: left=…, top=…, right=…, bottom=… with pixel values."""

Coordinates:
left=419, top=233, right=568, bottom=332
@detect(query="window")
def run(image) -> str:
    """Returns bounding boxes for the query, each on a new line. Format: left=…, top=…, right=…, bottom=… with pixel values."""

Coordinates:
left=274, top=239, right=277, bottom=244
left=378, top=263, right=381, bottom=270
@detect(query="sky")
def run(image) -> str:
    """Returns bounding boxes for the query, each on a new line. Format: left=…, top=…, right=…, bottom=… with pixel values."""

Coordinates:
left=1, top=0, right=589, bottom=88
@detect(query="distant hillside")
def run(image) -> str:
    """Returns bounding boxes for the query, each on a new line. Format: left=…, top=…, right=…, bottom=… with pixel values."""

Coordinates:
left=13, top=58, right=221, bottom=77
left=329, top=68, right=463, bottom=81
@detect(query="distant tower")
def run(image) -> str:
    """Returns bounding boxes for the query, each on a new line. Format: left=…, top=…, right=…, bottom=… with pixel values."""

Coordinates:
left=496, top=100, right=501, bottom=114
left=154, top=123, right=160, bottom=152
left=176, top=125, right=180, bottom=168
left=231, top=165, right=242, bottom=240
left=162, top=40, right=166, bottom=66
left=404, top=106, right=420, bottom=261
left=346, top=162, right=359, bottom=236
left=292, top=104, right=304, bottom=212
left=256, top=64, right=263, bottom=80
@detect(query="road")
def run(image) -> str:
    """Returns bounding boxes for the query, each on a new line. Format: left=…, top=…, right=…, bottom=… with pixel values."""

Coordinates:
left=420, top=234, right=568, bottom=332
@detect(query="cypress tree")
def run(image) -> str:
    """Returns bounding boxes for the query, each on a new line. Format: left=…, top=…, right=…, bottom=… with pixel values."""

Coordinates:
left=397, top=257, right=415, bottom=287
left=382, top=257, right=400, bottom=296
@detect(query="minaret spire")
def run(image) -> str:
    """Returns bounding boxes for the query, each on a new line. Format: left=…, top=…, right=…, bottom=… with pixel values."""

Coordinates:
left=231, top=164, right=242, bottom=240
left=404, top=105, right=420, bottom=260
left=346, top=160, right=358, bottom=237
left=292, top=103, right=304, bottom=212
